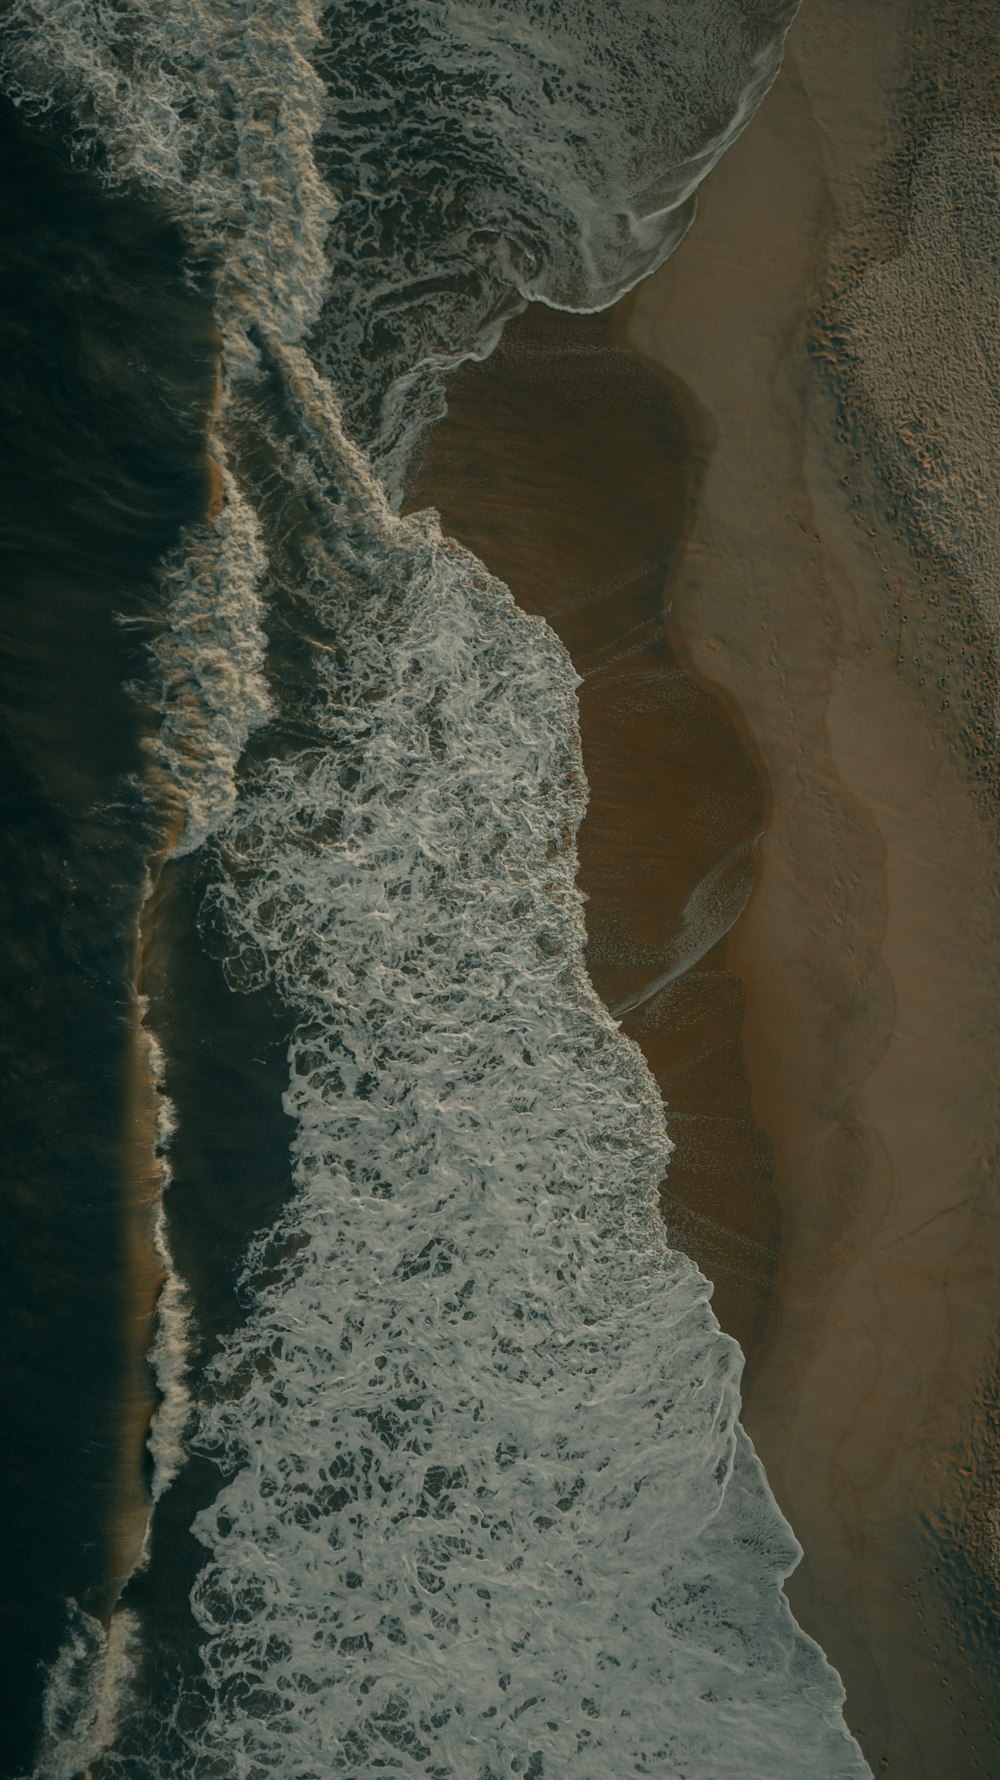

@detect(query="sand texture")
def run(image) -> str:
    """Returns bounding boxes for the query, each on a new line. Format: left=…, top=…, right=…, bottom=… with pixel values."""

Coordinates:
left=407, top=1, right=1000, bottom=1769
left=623, top=1, right=1000, bottom=1771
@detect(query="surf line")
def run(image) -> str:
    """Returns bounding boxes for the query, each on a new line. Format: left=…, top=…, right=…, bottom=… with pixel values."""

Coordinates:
left=107, top=931, right=171, bottom=1608
left=101, top=362, right=227, bottom=1619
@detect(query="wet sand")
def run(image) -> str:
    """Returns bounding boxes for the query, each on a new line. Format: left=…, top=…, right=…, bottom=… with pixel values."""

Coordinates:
left=622, top=3, right=1000, bottom=1773
left=39, top=2, right=996, bottom=1757
left=404, top=305, right=779, bottom=1353
left=108, top=982, right=165, bottom=1609
left=105, top=336, right=228, bottom=1610
left=107, top=354, right=230, bottom=1608
left=405, top=5, right=1000, bottom=1770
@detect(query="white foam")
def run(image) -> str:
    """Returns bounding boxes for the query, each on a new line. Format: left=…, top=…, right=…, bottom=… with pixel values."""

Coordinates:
left=145, top=453, right=272, bottom=856
left=1, top=2, right=871, bottom=1774
left=312, top=0, right=799, bottom=496
left=140, top=1018, right=194, bottom=1505
left=28, top=1605, right=141, bottom=1780
left=168, top=341, right=867, bottom=1779
left=3, top=0, right=332, bottom=851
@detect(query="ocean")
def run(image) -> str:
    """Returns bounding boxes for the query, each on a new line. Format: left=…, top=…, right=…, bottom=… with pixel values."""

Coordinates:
left=0, top=2, right=871, bottom=1775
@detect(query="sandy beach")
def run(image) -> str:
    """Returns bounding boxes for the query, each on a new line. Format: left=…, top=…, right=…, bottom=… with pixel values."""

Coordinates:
left=408, top=2, right=999, bottom=1771
left=11, top=8, right=952, bottom=1770
left=622, top=2, right=1000, bottom=1771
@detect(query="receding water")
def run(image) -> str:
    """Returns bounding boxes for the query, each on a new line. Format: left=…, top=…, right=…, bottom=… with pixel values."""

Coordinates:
left=0, top=3, right=872, bottom=1775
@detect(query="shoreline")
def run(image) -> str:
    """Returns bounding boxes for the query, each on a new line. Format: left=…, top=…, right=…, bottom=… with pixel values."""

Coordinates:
left=103, top=380, right=225, bottom=1615
left=105, top=957, right=165, bottom=1611
left=86, top=9, right=999, bottom=1759
left=622, top=4, right=1000, bottom=1770
left=404, top=305, right=780, bottom=1355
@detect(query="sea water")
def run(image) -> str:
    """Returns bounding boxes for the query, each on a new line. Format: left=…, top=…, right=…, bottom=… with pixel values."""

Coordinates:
left=1, top=2, right=871, bottom=1774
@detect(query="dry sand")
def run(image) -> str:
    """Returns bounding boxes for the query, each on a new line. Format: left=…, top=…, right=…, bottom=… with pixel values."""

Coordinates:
left=623, top=2, right=1000, bottom=1771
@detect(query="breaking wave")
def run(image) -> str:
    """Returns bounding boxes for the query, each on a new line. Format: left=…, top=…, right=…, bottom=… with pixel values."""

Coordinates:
left=1, top=0, right=871, bottom=1773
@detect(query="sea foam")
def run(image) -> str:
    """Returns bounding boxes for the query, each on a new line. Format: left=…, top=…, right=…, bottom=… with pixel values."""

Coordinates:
left=27, top=1605, right=141, bottom=1780
left=0, top=1, right=871, bottom=1774
left=164, top=340, right=867, bottom=1779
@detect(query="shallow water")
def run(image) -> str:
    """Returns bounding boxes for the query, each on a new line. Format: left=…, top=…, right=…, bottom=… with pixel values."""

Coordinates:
left=0, top=3, right=872, bottom=1775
